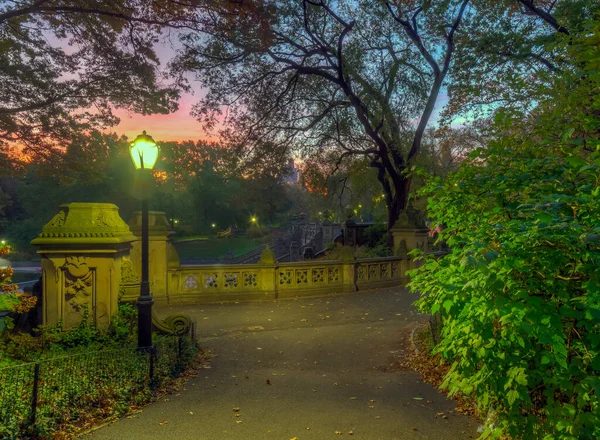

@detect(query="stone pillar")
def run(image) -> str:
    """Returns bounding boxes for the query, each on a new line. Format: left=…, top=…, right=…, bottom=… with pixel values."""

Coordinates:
left=340, top=246, right=357, bottom=293
left=257, top=246, right=277, bottom=299
left=390, top=206, right=429, bottom=268
left=31, top=203, right=136, bottom=329
left=128, top=211, right=174, bottom=305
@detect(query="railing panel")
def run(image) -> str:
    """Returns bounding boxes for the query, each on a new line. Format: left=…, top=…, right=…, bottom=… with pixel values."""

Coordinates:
left=168, top=256, right=409, bottom=302
left=356, top=257, right=406, bottom=287
left=277, top=261, right=343, bottom=291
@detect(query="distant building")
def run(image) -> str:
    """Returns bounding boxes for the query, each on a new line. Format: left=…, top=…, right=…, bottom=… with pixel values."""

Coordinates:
left=283, top=159, right=301, bottom=184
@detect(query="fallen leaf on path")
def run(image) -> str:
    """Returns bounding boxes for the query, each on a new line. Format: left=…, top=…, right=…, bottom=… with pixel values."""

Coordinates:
left=233, top=407, right=240, bottom=412
left=189, top=412, right=194, bottom=415
left=158, top=420, right=167, bottom=425
left=348, top=431, right=354, bottom=435
left=335, top=431, right=342, bottom=435
left=413, top=397, right=424, bottom=400
left=300, top=319, right=308, bottom=322
left=266, top=379, right=271, bottom=385
left=368, top=405, right=375, bottom=409
left=349, top=397, right=357, bottom=400
left=235, top=413, right=241, bottom=417
left=236, top=420, right=243, bottom=424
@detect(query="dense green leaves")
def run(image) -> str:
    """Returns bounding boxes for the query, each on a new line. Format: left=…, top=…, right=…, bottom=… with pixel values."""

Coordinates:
left=408, top=17, right=600, bottom=440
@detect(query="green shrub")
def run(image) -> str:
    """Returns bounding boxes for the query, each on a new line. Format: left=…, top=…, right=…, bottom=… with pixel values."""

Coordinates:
left=364, top=223, right=388, bottom=248
left=408, top=21, right=600, bottom=440
left=363, top=243, right=393, bottom=258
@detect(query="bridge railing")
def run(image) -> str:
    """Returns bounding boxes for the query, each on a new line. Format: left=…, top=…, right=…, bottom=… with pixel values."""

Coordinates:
left=166, top=255, right=410, bottom=304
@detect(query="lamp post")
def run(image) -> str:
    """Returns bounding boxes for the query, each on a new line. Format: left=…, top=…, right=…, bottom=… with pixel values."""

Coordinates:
left=129, top=131, right=159, bottom=349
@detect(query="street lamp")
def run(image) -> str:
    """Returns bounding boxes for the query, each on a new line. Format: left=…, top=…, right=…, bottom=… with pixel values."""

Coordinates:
left=130, top=131, right=159, bottom=349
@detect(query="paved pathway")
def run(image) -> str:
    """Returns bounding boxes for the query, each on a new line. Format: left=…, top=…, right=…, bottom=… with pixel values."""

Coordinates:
left=86, top=287, right=479, bottom=439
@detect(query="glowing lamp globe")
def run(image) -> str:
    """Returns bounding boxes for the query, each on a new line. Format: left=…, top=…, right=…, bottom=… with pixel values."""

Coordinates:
left=130, top=131, right=159, bottom=170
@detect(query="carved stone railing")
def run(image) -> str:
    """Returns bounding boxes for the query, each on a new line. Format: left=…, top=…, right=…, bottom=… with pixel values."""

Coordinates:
left=165, top=255, right=408, bottom=304
left=32, top=204, right=427, bottom=325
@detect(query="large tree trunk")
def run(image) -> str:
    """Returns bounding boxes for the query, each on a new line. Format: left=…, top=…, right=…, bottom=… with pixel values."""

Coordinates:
left=386, top=173, right=411, bottom=230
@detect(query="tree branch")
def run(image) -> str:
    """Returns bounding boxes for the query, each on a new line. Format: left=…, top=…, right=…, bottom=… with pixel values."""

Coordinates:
left=517, top=0, right=569, bottom=35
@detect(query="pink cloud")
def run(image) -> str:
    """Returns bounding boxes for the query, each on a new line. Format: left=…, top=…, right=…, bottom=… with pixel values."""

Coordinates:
left=113, top=93, right=211, bottom=143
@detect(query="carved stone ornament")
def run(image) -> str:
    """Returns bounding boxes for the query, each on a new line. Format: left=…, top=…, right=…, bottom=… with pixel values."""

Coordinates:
left=397, top=239, right=408, bottom=258
left=48, top=209, right=67, bottom=227
left=120, top=257, right=139, bottom=284
left=31, top=202, right=136, bottom=244
left=63, top=256, right=93, bottom=327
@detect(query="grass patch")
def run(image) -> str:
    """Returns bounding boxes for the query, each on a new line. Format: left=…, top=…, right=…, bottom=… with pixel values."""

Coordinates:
left=173, top=236, right=264, bottom=260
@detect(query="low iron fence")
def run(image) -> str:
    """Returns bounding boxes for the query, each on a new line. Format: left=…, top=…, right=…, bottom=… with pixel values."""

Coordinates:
left=0, top=334, right=197, bottom=439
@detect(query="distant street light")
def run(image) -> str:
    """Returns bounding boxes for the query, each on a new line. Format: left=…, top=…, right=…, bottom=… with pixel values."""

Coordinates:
left=251, top=217, right=257, bottom=223
left=130, top=131, right=159, bottom=349
left=211, top=223, right=216, bottom=228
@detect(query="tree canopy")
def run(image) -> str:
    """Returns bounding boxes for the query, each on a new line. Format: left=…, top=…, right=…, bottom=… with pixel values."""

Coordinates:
left=164, top=0, right=599, bottom=228
left=0, top=0, right=182, bottom=160
left=408, top=14, right=600, bottom=438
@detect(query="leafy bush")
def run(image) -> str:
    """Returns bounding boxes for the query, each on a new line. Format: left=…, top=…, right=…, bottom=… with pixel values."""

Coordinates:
left=0, top=243, right=37, bottom=332
left=0, top=303, right=137, bottom=363
left=364, top=223, right=388, bottom=248
left=319, top=243, right=364, bottom=260
left=408, top=22, right=600, bottom=440
left=0, top=334, right=199, bottom=439
left=0, top=298, right=199, bottom=438
left=363, top=223, right=393, bottom=257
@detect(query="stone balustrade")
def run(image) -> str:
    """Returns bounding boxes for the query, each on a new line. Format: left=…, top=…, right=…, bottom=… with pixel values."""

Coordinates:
left=162, top=255, right=409, bottom=304
left=32, top=205, right=424, bottom=327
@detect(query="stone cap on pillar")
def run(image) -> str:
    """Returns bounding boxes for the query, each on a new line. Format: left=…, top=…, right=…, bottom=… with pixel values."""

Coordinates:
left=31, top=203, right=137, bottom=249
left=390, top=204, right=428, bottom=231
left=258, top=245, right=276, bottom=265
left=128, top=211, right=175, bottom=239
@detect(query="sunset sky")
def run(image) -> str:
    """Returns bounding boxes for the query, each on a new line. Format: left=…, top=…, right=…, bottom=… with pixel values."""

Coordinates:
left=113, top=91, right=210, bottom=143
left=109, top=39, right=458, bottom=144
left=112, top=81, right=454, bottom=145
